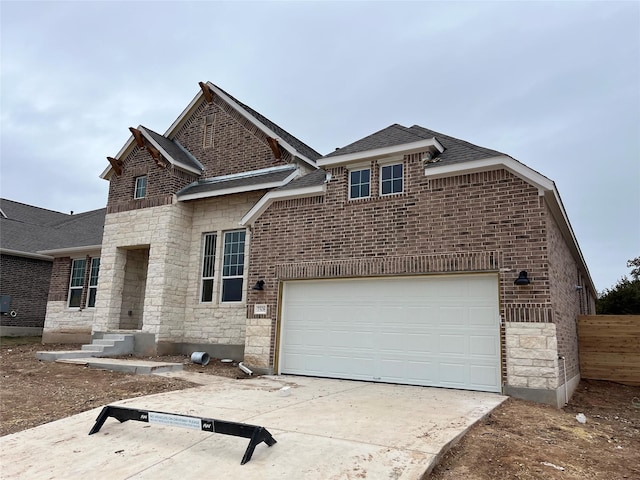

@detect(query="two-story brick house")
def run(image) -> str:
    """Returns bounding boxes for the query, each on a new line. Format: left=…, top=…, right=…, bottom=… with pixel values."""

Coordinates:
left=42, top=82, right=595, bottom=406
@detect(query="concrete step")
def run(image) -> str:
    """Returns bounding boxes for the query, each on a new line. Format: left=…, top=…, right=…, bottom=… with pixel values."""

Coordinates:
left=36, top=350, right=93, bottom=362
left=93, top=339, right=116, bottom=346
left=56, top=357, right=183, bottom=374
left=82, top=344, right=106, bottom=352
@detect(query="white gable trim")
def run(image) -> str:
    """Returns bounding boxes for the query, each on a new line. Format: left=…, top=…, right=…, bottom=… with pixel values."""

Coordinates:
left=240, top=183, right=326, bottom=226
left=206, top=83, right=317, bottom=169
left=424, top=156, right=554, bottom=192
left=178, top=169, right=299, bottom=201
left=319, top=138, right=445, bottom=167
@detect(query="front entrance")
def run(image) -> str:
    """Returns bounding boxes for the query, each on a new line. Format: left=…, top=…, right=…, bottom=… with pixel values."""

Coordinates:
left=119, top=247, right=149, bottom=329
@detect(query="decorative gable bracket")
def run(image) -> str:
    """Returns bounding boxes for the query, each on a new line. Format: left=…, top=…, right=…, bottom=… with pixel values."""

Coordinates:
left=107, top=157, right=124, bottom=177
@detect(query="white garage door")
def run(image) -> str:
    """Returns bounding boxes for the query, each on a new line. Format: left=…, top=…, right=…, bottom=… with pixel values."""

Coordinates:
left=279, top=274, right=501, bottom=392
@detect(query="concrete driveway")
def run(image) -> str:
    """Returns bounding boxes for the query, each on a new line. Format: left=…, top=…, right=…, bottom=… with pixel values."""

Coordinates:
left=1, top=375, right=506, bottom=479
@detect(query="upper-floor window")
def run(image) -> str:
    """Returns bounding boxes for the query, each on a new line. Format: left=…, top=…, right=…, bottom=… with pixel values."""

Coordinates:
left=201, top=233, right=217, bottom=302
left=134, top=175, right=147, bottom=199
left=221, top=230, right=246, bottom=302
left=380, top=163, right=403, bottom=195
left=87, top=258, right=100, bottom=308
left=68, top=259, right=86, bottom=308
left=349, top=168, right=371, bottom=199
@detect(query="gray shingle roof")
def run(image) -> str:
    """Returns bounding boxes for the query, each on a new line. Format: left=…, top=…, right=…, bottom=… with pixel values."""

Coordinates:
left=0, top=199, right=105, bottom=255
left=276, top=169, right=328, bottom=191
left=214, top=84, right=323, bottom=162
left=324, top=124, right=505, bottom=167
left=140, top=126, right=204, bottom=173
left=177, top=167, right=297, bottom=199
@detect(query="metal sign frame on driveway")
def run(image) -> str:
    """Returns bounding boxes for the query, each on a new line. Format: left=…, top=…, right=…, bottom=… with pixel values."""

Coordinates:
left=89, top=405, right=277, bottom=465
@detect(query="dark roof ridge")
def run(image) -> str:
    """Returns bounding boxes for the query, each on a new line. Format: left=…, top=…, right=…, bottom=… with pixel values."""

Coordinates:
left=0, top=198, right=67, bottom=217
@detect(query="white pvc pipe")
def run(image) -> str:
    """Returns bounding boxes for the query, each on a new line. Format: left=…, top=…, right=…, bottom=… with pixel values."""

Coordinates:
left=559, top=356, right=568, bottom=405
left=238, top=362, right=253, bottom=376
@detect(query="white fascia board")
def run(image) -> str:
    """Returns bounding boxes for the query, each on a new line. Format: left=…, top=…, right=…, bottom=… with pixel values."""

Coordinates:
left=1, top=248, right=54, bottom=261
left=164, top=90, right=206, bottom=137
left=139, top=127, right=202, bottom=175
left=178, top=170, right=299, bottom=202
left=206, top=82, right=317, bottom=169
left=424, top=156, right=555, bottom=192
left=201, top=164, right=295, bottom=183
left=318, top=138, right=445, bottom=167
left=37, top=245, right=102, bottom=257
left=100, top=136, right=137, bottom=180
left=240, top=184, right=326, bottom=226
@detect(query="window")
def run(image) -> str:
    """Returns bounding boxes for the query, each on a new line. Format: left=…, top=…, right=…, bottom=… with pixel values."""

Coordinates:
left=68, top=259, right=86, bottom=308
left=221, top=230, right=246, bottom=302
left=349, top=168, right=370, bottom=199
left=87, top=258, right=100, bottom=308
left=134, top=175, right=147, bottom=199
left=201, top=233, right=217, bottom=302
left=203, top=114, right=214, bottom=148
left=380, top=163, right=403, bottom=195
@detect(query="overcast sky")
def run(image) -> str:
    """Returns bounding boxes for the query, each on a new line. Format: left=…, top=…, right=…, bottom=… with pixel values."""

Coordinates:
left=1, top=1, right=638, bottom=291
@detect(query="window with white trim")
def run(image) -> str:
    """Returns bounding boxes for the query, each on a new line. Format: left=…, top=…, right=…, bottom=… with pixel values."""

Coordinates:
left=221, top=230, right=246, bottom=302
left=134, top=175, right=147, bottom=199
left=380, top=163, right=403, bottom=195
left=349, top=168, right=371, bottom=199
left=87, top=257, right=100, bottom=308
left=68, top=259, right=86, bottom=308
left=201, top=233, right=217, bottom=302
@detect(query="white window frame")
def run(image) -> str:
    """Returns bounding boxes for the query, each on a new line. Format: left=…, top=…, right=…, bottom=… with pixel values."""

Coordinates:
left=87, top=257, right=100, bottom=308
left=68, top=258, right=86, bottom=309
left=134, top=175, right=147, bottom=199
left=221, top=230, right=246, bottom=303
left=379, top=161, right=404, bottom=196
left=200, top=233, right=217, bottom=303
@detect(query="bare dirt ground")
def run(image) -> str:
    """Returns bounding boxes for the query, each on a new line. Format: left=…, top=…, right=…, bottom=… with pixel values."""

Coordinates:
left=1, top=338, right=639, bottom=479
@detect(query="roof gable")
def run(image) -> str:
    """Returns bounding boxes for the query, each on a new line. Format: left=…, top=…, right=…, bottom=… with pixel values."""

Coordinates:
left=101, top=82, right=322, bottom=180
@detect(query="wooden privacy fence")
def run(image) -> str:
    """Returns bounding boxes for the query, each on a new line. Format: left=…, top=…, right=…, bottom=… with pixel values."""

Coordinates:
left=578, top=315, right=640, bottom=386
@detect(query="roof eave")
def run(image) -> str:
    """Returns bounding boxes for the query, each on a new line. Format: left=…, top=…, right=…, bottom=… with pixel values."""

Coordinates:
left=37, top=245, right=102, bottom=257
left=1, top=248, right=54, bottom=261
left=178, top=170, right=299, bottom=202
left=138, top=126, right=203, bottom=175
left=240, top=183, right=326, bottom=226
left=319, top=138, right=445, bottom=167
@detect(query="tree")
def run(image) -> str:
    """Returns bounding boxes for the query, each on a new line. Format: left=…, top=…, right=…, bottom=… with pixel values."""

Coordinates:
left=596, top=257, right=640, bottom=314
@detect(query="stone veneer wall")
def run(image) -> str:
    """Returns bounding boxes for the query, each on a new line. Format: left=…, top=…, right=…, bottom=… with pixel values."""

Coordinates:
left=93, top=201, right=193, bottom=345
left=181, top=192, right=263, bottom=347
left=42, top=301, right=94, bottom=343
left=505, top=322, right=559, bottom=390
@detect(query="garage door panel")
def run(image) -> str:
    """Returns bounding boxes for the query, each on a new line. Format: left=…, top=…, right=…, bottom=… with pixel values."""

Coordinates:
left=280, top=275, right=501, bottom=392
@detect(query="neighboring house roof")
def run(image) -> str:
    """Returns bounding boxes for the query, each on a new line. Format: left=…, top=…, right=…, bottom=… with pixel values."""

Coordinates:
left=101, top=82, right=322, bottom=179
left=177, top=166, right=299, bottom=201
left=0, top=199, right=105, bottom=259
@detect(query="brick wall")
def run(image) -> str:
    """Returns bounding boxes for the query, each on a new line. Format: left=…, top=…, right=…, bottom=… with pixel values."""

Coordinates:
left=107, top=148, right=197, bottom=214
left=173, top=99, right=287, bottom=178
left=547, top=206, right=582, bottom=383
left=0, top=254, right=52, bottom=328
left=245, top=154, right=552, bottom=368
